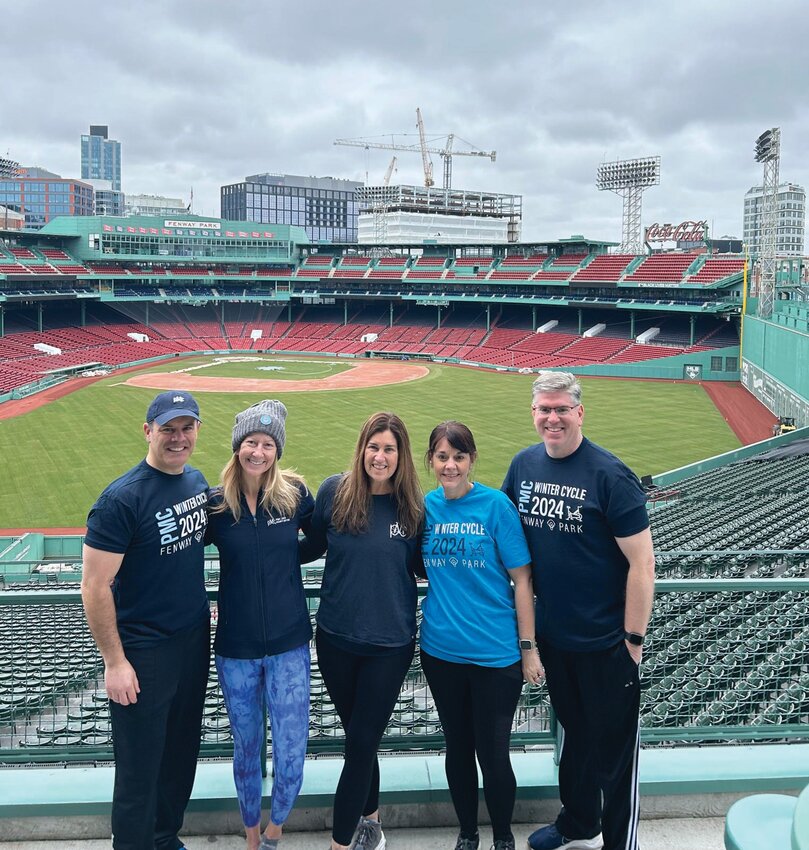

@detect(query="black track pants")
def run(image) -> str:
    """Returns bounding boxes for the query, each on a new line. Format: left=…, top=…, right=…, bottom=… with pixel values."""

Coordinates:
left=539, top=639, right=641, bottom=850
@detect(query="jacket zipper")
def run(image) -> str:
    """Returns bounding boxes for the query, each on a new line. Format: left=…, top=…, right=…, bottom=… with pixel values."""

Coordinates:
left=252, top=509, right=270, bottom=655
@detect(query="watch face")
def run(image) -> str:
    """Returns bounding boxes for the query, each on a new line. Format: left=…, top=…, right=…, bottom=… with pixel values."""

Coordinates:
left=519, top=639, right=534, bottom=649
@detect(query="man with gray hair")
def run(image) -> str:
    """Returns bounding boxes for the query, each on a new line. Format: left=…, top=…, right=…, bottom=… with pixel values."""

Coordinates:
left=502, top=372, right=654, bottom=850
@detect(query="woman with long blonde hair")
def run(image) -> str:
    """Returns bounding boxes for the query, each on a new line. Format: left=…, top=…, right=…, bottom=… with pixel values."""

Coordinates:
left=303, top=411, right=424, bottom=850
left=207, top=399, right=313, bottom=850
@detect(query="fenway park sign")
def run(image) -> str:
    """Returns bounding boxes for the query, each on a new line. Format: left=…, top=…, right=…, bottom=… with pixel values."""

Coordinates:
left=645, top=220, right=707, bottom=242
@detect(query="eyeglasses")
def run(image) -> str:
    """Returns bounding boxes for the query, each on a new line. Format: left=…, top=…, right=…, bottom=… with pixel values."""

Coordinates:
left=531, top=405, right=579, bottom=416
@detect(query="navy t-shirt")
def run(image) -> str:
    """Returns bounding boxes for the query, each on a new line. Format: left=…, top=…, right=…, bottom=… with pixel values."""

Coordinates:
left=206, top=483, right=315, bottom=659
left=85, top=459, right=210, bottom=648
left=304, top=474, right=421, bottom=648
left=502, top=438, right=649, bottom=651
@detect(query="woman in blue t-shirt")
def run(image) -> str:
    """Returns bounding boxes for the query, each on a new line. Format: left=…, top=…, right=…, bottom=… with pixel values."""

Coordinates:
left=421, top=421, right=543, bottom=850
left=207, top=400, right=314, bottom=850
left=302, top=411, right=424, bottom=850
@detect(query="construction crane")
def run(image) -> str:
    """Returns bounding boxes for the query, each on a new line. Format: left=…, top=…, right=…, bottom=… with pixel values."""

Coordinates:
left=415, top=108, right=434, bottom=187
left=382, top=156, right=397, bottom=186
left=334, top=108, right=496, bottom=190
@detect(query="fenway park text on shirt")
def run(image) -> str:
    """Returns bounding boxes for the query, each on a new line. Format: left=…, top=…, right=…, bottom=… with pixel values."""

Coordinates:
left=516, top=479, right=585, bottom=534
left=155, top=491, right=208, bottom=555
left=423, top=521, right=489, bottom=570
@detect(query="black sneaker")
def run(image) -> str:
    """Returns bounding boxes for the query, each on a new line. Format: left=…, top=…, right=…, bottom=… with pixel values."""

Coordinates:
left=526, top=824, right=603, bottom=850
left=455, top=834, right=480, bottom=850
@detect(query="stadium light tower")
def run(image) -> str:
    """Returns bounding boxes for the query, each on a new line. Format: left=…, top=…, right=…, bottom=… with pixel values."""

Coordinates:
left=596, top=156, right=661, bottom=253
left=0, top=155, right=19, bottom=178
left=754, top=127, right=780, bottom=318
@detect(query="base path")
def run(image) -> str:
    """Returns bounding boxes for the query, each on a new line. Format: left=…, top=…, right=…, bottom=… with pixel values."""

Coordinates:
left=702, top=381, right=775, bottom=445
left=123, top=360, right=429, bottom=393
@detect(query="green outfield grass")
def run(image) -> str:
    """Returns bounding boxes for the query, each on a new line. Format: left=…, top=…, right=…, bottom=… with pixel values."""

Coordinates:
left=0, top=359, right=740, bottom=528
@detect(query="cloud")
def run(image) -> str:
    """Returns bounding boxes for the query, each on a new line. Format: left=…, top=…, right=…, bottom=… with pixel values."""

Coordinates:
left=4, top=0, right=808, bottom=242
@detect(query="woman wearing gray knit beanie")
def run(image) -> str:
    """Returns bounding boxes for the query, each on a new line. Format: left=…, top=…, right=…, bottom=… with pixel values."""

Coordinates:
left=206, top=399, right=313, bottom=850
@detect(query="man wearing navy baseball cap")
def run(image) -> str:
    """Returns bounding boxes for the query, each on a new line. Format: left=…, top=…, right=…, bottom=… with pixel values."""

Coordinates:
left=82, top=390, right=210, bottom=850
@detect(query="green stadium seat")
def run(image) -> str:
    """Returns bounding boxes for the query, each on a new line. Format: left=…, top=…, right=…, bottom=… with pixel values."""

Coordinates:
left=724, top=793, right=796, bottom=850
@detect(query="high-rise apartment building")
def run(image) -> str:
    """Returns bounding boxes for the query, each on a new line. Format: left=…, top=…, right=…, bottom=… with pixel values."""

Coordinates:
left=221, top=173, right=362, bottom=242
left=743, top=182, right=805, bottom=257
left=81, top=125, right=122, bottom=191
left=87, top=179, right=125, bottom=216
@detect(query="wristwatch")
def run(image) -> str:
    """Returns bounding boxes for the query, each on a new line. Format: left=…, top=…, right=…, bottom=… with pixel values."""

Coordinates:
left=624, top=631, right=645, bottom=646
left=519, top=639, right=536, bottom=651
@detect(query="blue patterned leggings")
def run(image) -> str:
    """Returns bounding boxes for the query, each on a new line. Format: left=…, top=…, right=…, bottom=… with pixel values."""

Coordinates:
left=216, top=644, right=310, bottom=828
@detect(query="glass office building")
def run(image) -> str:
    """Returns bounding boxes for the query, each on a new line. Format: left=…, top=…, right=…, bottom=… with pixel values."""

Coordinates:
left=0, top=172, right=94, bottom=229
left=81, top=125, right=122, bottom=191
left=221, top=173, right=363, bottom=242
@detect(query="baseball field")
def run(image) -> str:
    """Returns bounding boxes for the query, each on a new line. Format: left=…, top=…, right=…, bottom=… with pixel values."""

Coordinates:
left=0, top=355, right=741, bottom=528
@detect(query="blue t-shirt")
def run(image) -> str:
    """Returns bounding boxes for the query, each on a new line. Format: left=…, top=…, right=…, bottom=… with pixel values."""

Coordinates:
left=303, top=474, right=421, bottom=649
left=502, top=437, right=650, bottom=652
left=85, top=459, right=210, bottom=648
left=420, top=482, right=530, bottom=667
left=206, top=482, right=314, bottom=659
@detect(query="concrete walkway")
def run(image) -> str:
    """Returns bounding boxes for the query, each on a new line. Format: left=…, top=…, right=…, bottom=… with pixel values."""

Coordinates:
left=0, top=818, right=726, bottom=849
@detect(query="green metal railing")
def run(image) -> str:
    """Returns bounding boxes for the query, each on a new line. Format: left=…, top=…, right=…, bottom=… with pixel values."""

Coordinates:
left=1, top=570, right=807, bottom=765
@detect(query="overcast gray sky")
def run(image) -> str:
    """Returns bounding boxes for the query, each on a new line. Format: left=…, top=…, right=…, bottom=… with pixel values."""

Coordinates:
left=6, top=0, right=809, bottom=243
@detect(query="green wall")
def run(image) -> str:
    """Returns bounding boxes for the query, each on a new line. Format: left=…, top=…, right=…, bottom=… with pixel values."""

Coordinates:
left=742, top=310, right=809, bottom=424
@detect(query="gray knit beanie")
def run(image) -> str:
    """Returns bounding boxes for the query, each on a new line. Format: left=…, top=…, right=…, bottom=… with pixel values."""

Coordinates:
left=232, top=399, right=287, bottom=457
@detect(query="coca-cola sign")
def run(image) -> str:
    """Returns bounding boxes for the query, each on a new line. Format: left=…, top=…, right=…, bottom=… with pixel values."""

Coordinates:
left=645, top=220, right=707, bottom=242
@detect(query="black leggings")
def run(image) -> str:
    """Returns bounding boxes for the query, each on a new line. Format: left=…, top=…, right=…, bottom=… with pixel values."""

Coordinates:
left=316, top=628, right=414, bottom=846
left=421, top=649, right=524, bottom=843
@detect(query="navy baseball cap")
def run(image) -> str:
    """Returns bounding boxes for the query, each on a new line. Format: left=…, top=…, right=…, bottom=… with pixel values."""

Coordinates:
left=146, top=391, right=201, bottom=425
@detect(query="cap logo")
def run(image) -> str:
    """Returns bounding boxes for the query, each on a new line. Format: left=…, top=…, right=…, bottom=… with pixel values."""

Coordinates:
left=260, top=414, right=273, bottom=425
left=173, top=395, right=185, bottom=403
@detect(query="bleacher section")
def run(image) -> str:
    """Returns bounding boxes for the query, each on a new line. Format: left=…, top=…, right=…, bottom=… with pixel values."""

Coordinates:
left=624, top=253, right=699, bottom=283
left=0, top=246, right=748, bottom=296
left=8, top=247, right=37, bottom=259
left=571, top=254, right=635, bottom=282
left=0, top=237, right=747, bottom=395
left=687, top=257, right=745, bottom=285
left=0, top=298, right=740, bottom=393
left=650, top=449, right=809, bottom=554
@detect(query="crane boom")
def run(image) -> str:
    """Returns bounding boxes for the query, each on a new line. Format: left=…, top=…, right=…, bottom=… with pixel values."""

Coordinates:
left=416, top=108, right=434, bottom=188
left=333, top=137, right=495, bottom=159
left=334, top=110, right=496, bottom=189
